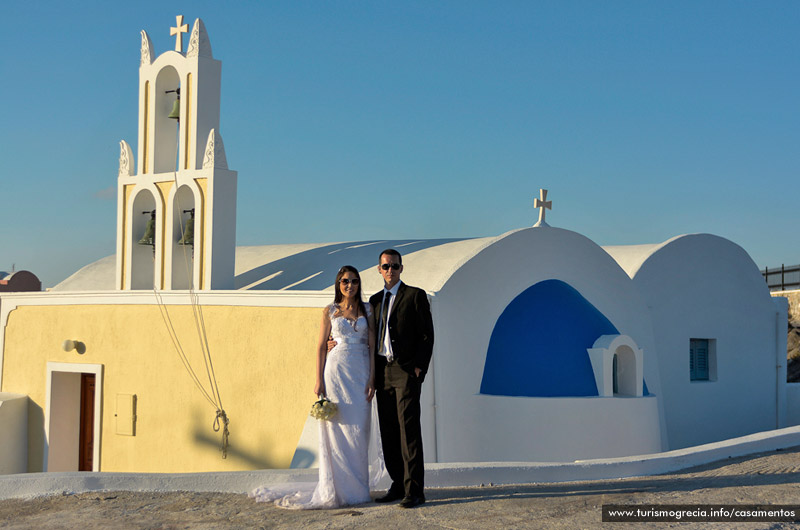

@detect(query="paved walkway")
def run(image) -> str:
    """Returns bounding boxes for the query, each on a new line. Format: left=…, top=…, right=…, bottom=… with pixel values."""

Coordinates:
left=2, top=446, right=800, bottom=529
left=3, top=427, right=800, bottom=528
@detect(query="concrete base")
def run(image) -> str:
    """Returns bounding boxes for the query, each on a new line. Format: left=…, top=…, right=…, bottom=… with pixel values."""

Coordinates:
left=2, top=425, right=800, bottom=500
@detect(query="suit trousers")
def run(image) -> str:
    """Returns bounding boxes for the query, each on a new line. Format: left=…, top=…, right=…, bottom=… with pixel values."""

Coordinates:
left=375, top=356, right=424, bottom=497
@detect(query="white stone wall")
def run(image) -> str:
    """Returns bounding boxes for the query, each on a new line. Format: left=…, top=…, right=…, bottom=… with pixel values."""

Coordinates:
left=428, top=227, right=665, bottom=462
left=631, top=234, right=782, bottom=450
left=0, top=393, right=28, bottom=474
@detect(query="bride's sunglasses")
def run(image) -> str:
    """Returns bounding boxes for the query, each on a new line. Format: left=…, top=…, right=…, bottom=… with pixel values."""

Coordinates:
left=340, top=278, right=360, bottom=285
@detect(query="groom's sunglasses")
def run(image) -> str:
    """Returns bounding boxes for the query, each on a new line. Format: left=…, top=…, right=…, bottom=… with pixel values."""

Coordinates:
left=380, top=263, right=401, bottom=271
left=340, top=278, right=360, bottom=285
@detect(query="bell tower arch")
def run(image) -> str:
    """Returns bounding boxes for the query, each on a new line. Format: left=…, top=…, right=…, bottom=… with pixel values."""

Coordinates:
left=115, top=16, right=236, bottom=290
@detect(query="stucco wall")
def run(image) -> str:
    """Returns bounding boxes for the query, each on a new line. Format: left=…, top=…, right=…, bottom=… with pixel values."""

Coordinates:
left=0, top=393, right=28, bottom=474
left=1, top=300, right=320, bottom=473
left=631, top=234, right=781, bottom=450
left=431, top=227, right=665, bottom=462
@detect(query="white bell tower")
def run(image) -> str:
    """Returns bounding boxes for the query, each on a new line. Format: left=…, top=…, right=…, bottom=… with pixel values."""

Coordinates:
left=116, top=16, right=236, bottom=290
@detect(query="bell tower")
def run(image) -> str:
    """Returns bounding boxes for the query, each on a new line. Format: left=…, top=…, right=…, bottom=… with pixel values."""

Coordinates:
left=116, top=16, right=236, bottom=290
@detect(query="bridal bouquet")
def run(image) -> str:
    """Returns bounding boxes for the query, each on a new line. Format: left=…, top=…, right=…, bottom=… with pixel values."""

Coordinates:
left=310, top=397, right=337, bottom=421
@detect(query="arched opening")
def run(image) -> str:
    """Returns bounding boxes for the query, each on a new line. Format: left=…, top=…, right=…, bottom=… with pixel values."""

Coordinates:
left=153, top=66, right=180, bottom=173
left=587, top=334, right=645, bottom=397
left=171, top=185, right=195, bottom=289
left=613, top=345, right=638, bottom=396
left=130, top=189, right=157, bottom=289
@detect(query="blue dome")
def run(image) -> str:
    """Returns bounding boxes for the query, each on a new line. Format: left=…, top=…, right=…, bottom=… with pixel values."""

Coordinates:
left=480, top=279, right=619, bottom=397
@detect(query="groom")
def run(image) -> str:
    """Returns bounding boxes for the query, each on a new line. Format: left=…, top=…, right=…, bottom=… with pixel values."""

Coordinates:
left=371, top=248, right=434, bottom=508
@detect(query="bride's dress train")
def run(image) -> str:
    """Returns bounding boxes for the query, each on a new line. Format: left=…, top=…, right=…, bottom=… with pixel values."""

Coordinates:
left=251, top=305, right=384, bottom=509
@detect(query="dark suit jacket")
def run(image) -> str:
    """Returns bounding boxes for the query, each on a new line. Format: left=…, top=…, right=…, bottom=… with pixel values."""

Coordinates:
left=370, top=282, right=435, bottom=382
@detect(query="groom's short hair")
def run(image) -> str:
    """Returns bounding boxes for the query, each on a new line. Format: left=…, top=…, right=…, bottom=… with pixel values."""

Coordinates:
left=379, top=248, right=402, bottom=265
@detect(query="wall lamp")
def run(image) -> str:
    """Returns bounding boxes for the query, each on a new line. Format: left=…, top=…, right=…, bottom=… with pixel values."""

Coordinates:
left=62, top=340, right=86, bottom=354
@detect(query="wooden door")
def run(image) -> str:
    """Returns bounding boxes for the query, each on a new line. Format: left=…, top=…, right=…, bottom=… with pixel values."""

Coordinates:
left=79, top=373, right=95, bottom=471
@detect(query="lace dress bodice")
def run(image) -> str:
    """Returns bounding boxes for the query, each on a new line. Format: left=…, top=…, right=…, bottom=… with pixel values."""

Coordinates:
left=329, top=304, right=370, bottom=353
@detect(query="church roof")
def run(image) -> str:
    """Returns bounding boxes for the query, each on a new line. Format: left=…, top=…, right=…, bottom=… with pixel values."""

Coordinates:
left=52, top=231, right=713, bottom=294
left=601, top=237, right=680, bottom=279
left=53, top=237, right=495, bottom=293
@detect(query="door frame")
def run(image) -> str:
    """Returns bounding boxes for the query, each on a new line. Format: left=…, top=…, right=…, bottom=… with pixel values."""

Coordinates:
left=44, top=362, right=103, bottom=472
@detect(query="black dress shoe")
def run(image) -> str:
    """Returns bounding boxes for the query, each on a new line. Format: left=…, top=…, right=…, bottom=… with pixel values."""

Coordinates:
left=375, top=490, right=404, bottom=503
left=398, top=495, right=425, bottom=508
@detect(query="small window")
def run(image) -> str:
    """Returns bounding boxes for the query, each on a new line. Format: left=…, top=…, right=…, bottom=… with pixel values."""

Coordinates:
left=690, top=338, right=716, bottom=381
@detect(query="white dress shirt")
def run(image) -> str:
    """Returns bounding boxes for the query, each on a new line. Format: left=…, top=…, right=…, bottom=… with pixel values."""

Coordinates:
left=378, top=281, right=402, bottom=360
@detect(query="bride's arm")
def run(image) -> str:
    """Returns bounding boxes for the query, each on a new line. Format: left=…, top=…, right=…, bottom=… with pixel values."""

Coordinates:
left=366, top=307, right=375, bottom=401
left=314, top=306, right=332, bottom=397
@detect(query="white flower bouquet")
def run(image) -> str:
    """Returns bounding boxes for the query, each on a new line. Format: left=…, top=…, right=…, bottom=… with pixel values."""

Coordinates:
left=310, top=397, right=337, bottom=421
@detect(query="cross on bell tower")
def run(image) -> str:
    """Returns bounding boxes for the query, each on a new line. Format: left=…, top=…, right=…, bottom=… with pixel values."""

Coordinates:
left=170, top=15, right=189, bottom=52
left=533, top=189, right=552, bottom=228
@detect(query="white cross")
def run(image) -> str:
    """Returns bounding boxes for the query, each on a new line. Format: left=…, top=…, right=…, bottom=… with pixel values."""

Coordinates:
left=533, top=189, right=552, bottom=227
left=170, top=15, right=189, bottom=53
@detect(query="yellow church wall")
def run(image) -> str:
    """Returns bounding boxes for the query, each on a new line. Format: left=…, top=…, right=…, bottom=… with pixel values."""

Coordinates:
left=1, top=302, right=321, bottom=473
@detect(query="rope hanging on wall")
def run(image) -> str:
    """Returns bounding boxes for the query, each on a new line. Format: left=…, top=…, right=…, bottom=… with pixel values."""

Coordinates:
left=150, top=171, right=230, bottom=459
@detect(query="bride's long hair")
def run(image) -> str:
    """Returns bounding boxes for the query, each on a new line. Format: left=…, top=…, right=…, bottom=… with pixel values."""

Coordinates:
left=334, top=265, right=367, bottom=317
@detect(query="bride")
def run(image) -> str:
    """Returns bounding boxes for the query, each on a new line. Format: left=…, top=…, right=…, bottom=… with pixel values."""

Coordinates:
left=251, top=265, right=377, bottom=508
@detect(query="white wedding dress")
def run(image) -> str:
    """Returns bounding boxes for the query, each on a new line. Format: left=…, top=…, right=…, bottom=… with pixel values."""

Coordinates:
left=251, top=304, right=383, bottom=509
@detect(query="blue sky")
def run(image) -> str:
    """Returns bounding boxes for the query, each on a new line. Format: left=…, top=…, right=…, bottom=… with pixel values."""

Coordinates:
left=2, top=1, right=798, bottom=288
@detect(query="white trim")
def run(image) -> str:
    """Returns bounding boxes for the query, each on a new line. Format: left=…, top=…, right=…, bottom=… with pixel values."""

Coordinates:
left=0, top=290, right=335, bottom=309
left=44, top=362, right=104, bottom=472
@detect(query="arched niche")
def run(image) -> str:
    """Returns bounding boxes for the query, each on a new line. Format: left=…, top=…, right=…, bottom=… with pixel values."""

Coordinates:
left=587, top=334, right=644, bottom=397
left=153, top=66, right=180, bottom=173
left=130, top=189, right=158, bottom=290
left=170, top=184, right=196, bottom=289
left=614, top=344, right=638, bottom=396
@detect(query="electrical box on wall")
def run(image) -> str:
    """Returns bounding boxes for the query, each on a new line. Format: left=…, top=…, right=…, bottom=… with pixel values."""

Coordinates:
left=115, top=393, right=137, bottom=436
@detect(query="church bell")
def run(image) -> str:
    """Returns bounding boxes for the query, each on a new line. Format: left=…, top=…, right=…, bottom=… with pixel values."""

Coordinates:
left=138, top=210, right=156, bottom=246
left=178, top=208, right=194, bottom=246
left=167, top=88, right=181, bottom=120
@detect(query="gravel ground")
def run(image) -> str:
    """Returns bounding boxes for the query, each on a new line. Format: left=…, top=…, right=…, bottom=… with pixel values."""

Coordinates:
left=2, top=447, right=800, bottom=529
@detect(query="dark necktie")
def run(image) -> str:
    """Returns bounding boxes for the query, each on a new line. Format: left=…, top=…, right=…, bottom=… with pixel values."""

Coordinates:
left=378, top=291, right=391, bottom=350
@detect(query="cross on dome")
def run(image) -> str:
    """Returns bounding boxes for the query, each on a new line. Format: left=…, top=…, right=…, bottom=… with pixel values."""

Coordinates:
left=170, top=15, right=189, bottom=53
left=533, top=188, right=552, bottom=227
